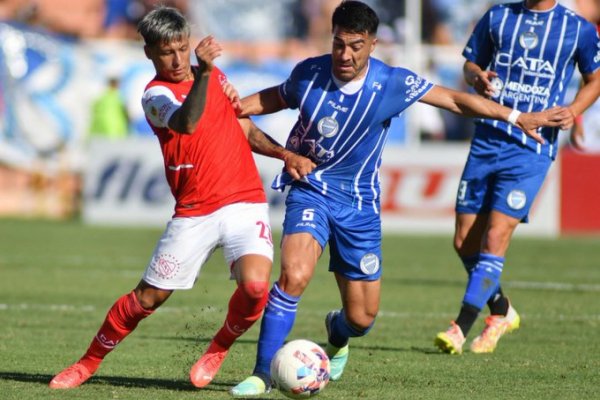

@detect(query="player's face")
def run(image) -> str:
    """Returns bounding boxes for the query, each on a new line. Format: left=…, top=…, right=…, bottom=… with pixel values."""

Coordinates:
left=331, top=27, right=377, bottom=82
left=145, top=37, right=193, bottom=82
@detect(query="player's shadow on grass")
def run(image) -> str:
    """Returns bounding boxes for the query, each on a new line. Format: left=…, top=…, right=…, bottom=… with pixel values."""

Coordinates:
left=149, top=335, right=422, bottom=355
left=0, top=371, right=241, bottom=392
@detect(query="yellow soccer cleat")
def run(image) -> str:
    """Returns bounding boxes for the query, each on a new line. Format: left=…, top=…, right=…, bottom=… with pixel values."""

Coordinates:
left=434, top=321, right=466, bottom=355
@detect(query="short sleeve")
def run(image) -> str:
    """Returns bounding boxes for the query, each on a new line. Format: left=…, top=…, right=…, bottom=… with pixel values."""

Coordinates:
left=141, top=85, right=182, bottom=128
left=278, top=62, right=303, bottom=110
left=463, top=9, right=494, bottom=68
left=576, top=21, right=600, bottom=75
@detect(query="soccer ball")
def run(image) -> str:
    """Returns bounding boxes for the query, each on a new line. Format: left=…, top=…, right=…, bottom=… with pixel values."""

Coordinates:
left=270, top=339, right=330, bottom=399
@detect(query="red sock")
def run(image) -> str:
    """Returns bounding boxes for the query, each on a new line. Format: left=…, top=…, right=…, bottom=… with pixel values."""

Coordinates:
left=79, top=291, right=153, bottom=372
left=213, top=281, right=268, bottom=349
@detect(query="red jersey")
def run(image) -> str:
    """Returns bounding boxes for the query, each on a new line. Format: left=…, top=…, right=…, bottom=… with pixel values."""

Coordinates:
left=142, top=67, right=266, bottom=217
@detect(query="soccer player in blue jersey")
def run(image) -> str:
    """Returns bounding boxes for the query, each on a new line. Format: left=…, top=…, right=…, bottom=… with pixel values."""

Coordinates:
left=227, top=1, right=567, bottom=395
left=434, top=0, right=600, bottom=355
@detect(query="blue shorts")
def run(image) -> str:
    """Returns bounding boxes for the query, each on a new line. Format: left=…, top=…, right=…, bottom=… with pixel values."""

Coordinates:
left=456, top=128, right=553, bottom=222
left=282, top=185, right=382, bottom=281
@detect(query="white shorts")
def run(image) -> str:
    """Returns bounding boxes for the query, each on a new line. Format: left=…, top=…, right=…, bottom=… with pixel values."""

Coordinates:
left=142, top=202, right=273, bottom=290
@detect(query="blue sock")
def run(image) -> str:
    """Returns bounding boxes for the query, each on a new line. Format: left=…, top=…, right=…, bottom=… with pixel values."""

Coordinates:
left=462, top=253, right=504, bottom=310
left=460, top=255, right=478, bottom=274
left=253, top=282, right=300, bottom=378
left=329, top=309, right=374, bottom=348
left=462, top=254, right=504, bottom=307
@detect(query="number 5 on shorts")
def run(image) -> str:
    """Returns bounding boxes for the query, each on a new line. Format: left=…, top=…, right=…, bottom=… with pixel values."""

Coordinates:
left=302, top=208, right=315, bottom=221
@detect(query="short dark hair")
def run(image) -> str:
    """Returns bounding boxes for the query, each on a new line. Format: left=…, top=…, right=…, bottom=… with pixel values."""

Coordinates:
left=137, top=6, right=190, bottom=47
left=332, top=1, right=379, bottom=35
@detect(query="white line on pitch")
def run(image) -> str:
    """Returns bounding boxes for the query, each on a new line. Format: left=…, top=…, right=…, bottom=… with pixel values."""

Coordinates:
left=1, top=303, right=599, bottom=322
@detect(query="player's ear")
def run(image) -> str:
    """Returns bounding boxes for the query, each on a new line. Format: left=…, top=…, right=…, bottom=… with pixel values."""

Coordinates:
left=143, top=45, right=152, bottom=60
left=369, top=37, right=377, bottom=54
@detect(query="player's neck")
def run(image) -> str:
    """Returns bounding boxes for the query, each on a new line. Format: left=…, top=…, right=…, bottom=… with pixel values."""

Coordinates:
left=331, top=62, right=369, bottom=95
left=524, top=0, right=557, bottom=11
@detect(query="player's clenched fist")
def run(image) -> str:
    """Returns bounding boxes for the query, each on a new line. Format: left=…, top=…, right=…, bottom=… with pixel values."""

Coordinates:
left=195, top=35, right=222, bottom=74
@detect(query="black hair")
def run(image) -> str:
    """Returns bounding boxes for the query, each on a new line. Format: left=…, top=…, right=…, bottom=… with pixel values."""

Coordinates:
left=331, top=1, right=379, bottom=35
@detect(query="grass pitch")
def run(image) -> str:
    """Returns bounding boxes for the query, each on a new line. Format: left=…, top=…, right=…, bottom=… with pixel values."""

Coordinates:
left=0, top=218, right=599, bottom=399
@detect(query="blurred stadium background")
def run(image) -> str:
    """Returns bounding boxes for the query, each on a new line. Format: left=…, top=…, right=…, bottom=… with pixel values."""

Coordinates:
left=1, top=0, right=599, bottom=235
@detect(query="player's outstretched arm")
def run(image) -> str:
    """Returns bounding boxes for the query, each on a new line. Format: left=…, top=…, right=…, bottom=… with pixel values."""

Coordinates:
left=561, top=69, right=600, bottom=131
left=238, top=118, right=316, bottom=180
left=419, top=85, right=566, bottom=144
left=239, top=86, right=288, bottom=117
left=168, top=36, right=222, bottom=134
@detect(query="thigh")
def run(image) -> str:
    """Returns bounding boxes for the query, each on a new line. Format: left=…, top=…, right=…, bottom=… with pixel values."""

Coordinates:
left=456, top=150, right=495, bottom=215
left=278, top=232, right=322, bottom=296
left=329, top=205, right=382, bottom=281
left=492, top=150, right=552, bottom=222
left=220, top=203, right=274, bottom=268
left=232, top=254, right=272, bottom=285
left=142, top=216, right=219, bottom=290
left=282, top=186, right=331, bottom=249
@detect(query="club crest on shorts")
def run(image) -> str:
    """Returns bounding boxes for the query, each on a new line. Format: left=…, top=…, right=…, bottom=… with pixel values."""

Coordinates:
left=507, top=190, right=527, bottom=210
left=519, top=31, right=539, bottom=50
left=317, top=116, right=339, bottom=138
left=360, top=253, right=380, bottom=275
left=150, top=253, right=181, bottom=280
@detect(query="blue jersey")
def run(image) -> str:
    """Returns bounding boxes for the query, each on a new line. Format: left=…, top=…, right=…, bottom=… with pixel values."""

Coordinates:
left=463, top=1, right=600, bottom=159
left=274, top=55, right=433, bottom=213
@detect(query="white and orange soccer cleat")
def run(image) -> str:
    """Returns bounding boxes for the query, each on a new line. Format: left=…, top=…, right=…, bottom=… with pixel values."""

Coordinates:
left=49, top=362, right=94, bottom=389
left=470, top=303, right=520, bottom=354
left=189, top=341, right=228, bottom=388
left=434, top=321, right=466, bottom=354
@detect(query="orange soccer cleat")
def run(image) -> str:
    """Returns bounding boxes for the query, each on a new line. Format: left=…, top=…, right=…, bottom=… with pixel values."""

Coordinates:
left=49, top=362, right=94, bottom=389
left=189, top=341, right=229, bottom=388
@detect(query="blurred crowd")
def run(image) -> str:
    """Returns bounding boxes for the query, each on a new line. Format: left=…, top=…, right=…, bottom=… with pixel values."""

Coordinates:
left=1, top=0, right=598, bottom=143
left=1, top=0, right=596, bottom=46
left=1, top=0, right=597, bottom=65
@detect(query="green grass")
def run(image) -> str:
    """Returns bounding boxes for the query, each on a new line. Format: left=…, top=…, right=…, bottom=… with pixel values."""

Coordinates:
left=1, top=218, right=599, bottom=399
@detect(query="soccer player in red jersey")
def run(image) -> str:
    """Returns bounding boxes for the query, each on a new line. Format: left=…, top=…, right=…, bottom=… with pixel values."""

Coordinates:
left=49, top=6, right=315, bottom=390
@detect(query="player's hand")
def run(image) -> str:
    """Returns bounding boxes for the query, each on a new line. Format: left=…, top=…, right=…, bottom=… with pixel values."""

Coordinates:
left=569, top=118, right=586, bottom=151
left=195, top=35, right=222, bottom=75
left=222, top=82, right=242, bottom=114
left=283, top=151, right=317, bottom=181
left=517, top=106, right=566, bottom=144
left=473, top=70, right=498, bottom=98
left=557, top=107, right=577, bottom=131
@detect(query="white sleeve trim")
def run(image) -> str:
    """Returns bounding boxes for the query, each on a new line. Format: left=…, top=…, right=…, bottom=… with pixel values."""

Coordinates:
left=141, top=85, right=182, bottom=128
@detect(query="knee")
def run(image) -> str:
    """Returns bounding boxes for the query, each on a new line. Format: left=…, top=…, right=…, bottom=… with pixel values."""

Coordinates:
left=134, top=284, right=171, bottom=310
left=345, top=309, right=377, bottom=333
left=453, top=234, right=465, bottom=255
left=240, top=281, right=269, bottom=304
left=279, top=259, right=313, bottom=295
left=454, top=230, right=476, bottom=257
left=484, top=226, right=511, bottom=253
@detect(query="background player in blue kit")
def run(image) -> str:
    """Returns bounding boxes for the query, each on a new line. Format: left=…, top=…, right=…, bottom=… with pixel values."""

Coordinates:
left=229, top=1, right=569, bottom=395
left=434, top=0, right=600, bottom=355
